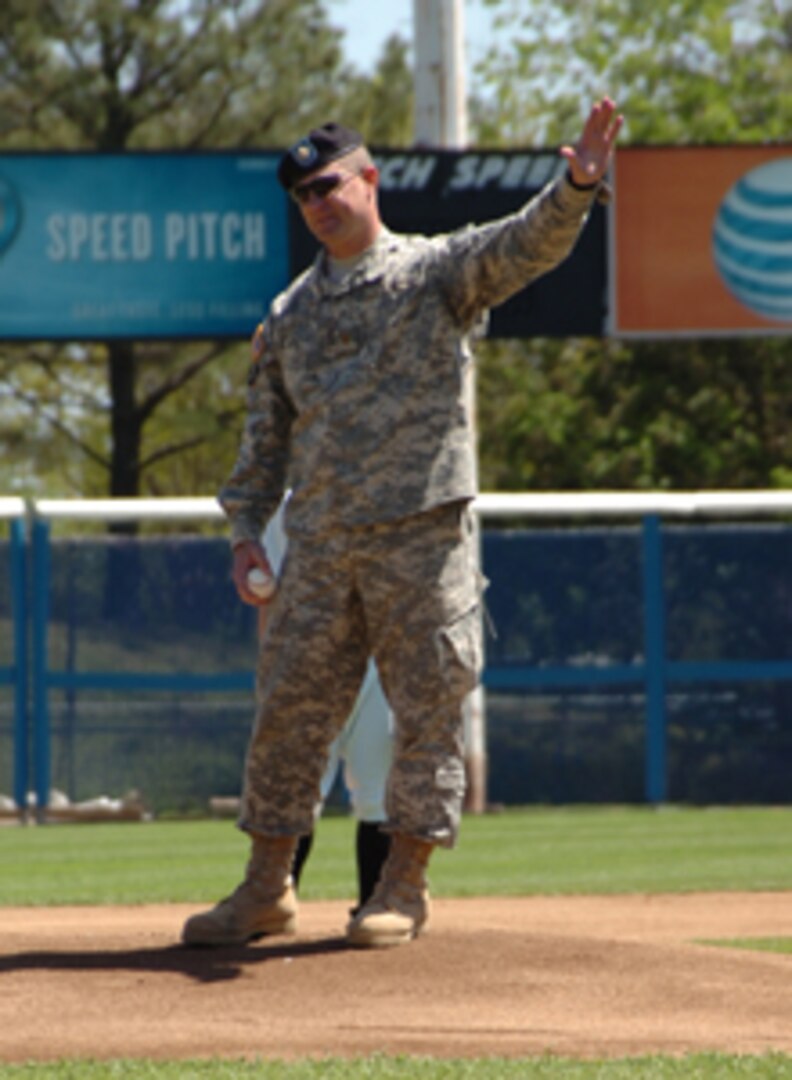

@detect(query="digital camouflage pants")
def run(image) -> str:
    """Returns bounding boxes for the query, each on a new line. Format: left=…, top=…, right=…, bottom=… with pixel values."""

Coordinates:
left=239, top=501, right=483, bottom=847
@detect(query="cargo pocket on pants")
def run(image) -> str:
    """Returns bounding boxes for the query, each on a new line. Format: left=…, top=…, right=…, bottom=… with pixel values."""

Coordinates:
left=435, top=603, right=483, bottom=699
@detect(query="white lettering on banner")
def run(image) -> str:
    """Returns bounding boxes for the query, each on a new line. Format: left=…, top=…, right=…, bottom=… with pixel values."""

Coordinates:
left=376, top=153, right=565, bottom=194
left=72, top=299, right=161, bottom=320
left=449, top=155, right=562, bottom=191
left=376, top=156, right=437, bottom=191
left=208, top=300, right=262, bottom=319
left=466, top=155, right=509, bottom=189
left=47, top=213, right=153, bottom=261
left=499, top=155, right=560, bottom=189
left=524, top=155, right=567, bottom=187
left=164, top=212, right=266, bottom=261
left=45, top=211, right=266, bottom=262
left=447, top=156, right=479, bottom=190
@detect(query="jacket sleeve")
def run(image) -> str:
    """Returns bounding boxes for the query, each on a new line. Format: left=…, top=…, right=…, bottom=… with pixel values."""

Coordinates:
left=434, top=174, right=599, bottom=331
left=218, top=325, right=296, bottom=547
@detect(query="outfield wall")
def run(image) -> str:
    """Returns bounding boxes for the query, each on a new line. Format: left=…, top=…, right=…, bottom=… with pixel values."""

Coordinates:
left=2, top=494, right=791, bottom=817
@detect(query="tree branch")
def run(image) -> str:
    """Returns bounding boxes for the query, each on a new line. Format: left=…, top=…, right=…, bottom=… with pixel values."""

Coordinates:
left=139, top=433, right=209, bottom=470
left=136, top=342, right=231, bottom=423
left=7, top=386, right=111, bottom=470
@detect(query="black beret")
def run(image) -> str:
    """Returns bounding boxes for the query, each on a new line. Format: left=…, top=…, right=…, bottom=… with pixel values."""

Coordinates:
left=277, top=123, right=365, bottom=191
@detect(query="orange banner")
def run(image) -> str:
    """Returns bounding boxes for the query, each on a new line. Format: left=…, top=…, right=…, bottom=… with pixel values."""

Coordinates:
left=612, top=146, right=792, bottom=336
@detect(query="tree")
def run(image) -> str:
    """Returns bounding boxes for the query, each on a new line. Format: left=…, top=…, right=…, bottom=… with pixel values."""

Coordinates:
left=474, top=0, right=792, bottom=145
left=0, top=0, right=377, bottom=152
left=470, top=0, right=792, bottom=492
left=341, top=35, right=415, bottom=147
left=0, top=0, right=412, bottom=501
left=477, top=336, right=792, bottom=491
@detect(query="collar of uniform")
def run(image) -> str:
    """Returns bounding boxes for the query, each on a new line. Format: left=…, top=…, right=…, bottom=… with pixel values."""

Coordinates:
left=310, top=227, right=396, bottom=298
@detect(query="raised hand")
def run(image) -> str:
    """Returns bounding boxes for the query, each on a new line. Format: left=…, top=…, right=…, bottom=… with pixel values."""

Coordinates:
left=560, top=97, right=623, bottom=188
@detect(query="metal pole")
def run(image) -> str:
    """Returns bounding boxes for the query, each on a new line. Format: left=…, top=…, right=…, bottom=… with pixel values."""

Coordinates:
left=11, top=517, right=29, bottom=816
left=32, top=518, right=52, bottom=821
left=641, top=514, right=668, bottom=803
left=413, top=0, right=468, bottom=147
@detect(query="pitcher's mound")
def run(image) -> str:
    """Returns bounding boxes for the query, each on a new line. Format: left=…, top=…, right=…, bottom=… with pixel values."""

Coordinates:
left=1, top=893, right=791, bottom=1062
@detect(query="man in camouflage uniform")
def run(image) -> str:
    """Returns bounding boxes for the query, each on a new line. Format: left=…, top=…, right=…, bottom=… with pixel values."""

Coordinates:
left=182, top=99, right=622, bottom=949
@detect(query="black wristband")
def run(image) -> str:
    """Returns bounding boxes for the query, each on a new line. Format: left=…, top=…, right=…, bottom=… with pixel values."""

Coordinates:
left=565, top=168, right=599, bottom=191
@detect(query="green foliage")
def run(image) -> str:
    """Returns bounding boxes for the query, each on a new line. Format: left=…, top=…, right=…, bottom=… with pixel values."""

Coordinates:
left=0, top=0, right=350, bottom=150
left=472, top=1, right=792, bottom=498
left=341, top=35, right=414, bottom=146
left=477, top=337, right=792, bottom=491
left=0, top=341, right=251, bottom=498
left=475, top=0, right=792, bottom=145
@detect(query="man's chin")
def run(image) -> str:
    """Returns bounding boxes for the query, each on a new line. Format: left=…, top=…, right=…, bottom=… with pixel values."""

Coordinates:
left=308, top=216, right=340, bottom=239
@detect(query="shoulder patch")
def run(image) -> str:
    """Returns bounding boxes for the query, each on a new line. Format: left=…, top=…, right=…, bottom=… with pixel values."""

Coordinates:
left=247, top=320, right=274, bottom=385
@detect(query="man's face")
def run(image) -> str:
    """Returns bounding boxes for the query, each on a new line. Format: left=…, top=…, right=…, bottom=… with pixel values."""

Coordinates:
left=291, top=156, right=378, bottom=254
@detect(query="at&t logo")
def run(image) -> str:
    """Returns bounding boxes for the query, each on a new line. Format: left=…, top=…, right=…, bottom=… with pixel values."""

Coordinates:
left=712, top=158, right=792, bottom=323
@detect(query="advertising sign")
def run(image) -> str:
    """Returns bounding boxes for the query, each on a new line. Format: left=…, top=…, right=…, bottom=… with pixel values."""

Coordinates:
left=0, top=152, right=288, bottom=340
left=612, top=145, right=792, bottom=337
left=0, top=147, right=608, bottom=341
left=289, top=149, right=608, bottom=338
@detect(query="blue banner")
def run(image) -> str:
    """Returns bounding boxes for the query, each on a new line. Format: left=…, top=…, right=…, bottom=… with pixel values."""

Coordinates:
left=0, top=152, right=288, bottom=340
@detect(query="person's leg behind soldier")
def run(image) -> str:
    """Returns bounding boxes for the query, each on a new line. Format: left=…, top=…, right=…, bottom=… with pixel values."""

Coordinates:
left=292, top=660, right=393, bottom=911
left=341, top=659, right=394, bottom=912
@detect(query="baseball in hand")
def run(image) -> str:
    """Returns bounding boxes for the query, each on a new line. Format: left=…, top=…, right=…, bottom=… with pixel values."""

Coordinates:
left=246, top=566, right=276, bottom=599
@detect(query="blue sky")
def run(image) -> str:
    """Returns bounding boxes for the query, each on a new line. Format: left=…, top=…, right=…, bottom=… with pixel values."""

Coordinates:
left=325, top=0, right=503, bottom=82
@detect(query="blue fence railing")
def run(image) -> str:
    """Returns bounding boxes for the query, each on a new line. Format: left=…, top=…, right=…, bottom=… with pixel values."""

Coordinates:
left=0, top=500, right=28, bottom=811
left=3, top=495, right=792, bottom=816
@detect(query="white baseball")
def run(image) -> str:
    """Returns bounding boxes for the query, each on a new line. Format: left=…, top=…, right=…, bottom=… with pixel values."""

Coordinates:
left=246, top=566, right=276, bottom=599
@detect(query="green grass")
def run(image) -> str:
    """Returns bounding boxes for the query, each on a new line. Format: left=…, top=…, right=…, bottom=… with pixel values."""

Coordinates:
left=0, top=1054, right=791, bottom=1079
left=2, top=806, right=791, bottom=907
left=700, top=937, right=792, bottom=955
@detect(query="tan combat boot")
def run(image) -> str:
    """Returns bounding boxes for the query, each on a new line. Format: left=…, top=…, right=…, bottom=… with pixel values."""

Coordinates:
left=182, top=833, right=298, bottom=946
left=346, top=833, right=432, bottom=948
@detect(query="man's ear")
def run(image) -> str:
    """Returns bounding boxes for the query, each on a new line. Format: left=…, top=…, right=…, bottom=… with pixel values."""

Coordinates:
left=361, top=164, right=379, bottom=187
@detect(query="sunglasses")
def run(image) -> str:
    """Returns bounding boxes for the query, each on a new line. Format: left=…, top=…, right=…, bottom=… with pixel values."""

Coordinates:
left=291, top=171, right=360, bottom=206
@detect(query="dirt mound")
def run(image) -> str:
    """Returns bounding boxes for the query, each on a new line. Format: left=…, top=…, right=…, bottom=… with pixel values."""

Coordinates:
left=1, top=893, right=790, bottom=1062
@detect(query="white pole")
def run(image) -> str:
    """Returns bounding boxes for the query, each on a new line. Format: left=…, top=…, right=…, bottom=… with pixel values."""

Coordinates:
left=413, top=0, right=468, bottom=147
